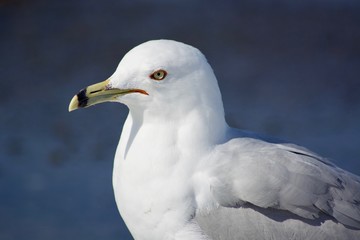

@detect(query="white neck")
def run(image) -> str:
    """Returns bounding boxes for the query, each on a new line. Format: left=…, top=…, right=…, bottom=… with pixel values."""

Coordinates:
left=112, top=105, right=226, bottom=239
left=112, top=76, right=227, bottom=239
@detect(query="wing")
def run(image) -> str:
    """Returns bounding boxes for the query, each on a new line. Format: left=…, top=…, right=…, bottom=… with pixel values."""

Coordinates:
left=195, top=204, right=360, bottom=240
left=208, top=135, right=360, bottom=229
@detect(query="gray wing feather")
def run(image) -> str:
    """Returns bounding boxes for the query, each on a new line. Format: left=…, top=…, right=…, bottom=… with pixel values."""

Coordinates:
left=209, top=136, right=360, bottom=229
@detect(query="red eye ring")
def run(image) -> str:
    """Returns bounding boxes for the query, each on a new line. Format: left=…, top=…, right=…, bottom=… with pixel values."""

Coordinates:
left=150, top=70, right=167, bottom=81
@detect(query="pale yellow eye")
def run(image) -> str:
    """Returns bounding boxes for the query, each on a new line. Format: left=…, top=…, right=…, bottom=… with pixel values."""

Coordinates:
left=150, top=70, right=167, bottom=81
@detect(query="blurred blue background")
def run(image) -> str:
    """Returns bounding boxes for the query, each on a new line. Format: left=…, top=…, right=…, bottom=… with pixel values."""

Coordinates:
left=1, top=0, right=360, bottom=239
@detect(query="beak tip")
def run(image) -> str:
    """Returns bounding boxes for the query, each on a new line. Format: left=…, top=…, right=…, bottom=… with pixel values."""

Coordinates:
left=68, top=95, right=79, bottom=112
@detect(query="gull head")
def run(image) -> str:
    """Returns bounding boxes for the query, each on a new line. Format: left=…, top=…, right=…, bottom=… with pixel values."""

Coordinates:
left=69, top=40, right=224, bottom=121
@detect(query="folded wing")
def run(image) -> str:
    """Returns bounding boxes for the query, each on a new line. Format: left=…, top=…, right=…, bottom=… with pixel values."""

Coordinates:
left=209, top=136, right=360, bottom=229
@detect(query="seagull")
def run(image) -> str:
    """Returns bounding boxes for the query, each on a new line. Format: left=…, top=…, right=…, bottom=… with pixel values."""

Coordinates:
left=69, top=40, right=360, bottom=240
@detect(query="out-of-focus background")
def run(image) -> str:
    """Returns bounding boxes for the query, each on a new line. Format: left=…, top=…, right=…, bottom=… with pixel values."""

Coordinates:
left=1, top=0, right=360, bottom=239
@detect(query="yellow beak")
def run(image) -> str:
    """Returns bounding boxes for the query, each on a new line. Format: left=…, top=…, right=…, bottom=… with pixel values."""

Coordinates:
left=68, top=79, right=148, bottom=112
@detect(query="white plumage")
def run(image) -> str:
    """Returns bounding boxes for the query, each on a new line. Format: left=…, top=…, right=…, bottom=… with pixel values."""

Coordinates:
left=71, top=40, right=360, bottom=239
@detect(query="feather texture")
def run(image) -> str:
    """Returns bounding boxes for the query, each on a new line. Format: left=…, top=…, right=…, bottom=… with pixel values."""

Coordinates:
left=194, top=129, right=360, bottom=239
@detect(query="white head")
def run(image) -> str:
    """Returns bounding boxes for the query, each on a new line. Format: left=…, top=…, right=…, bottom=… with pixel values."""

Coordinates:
left=69, top=40, right=227, bottom=140
left=109, top=40, right=224, bottom=118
